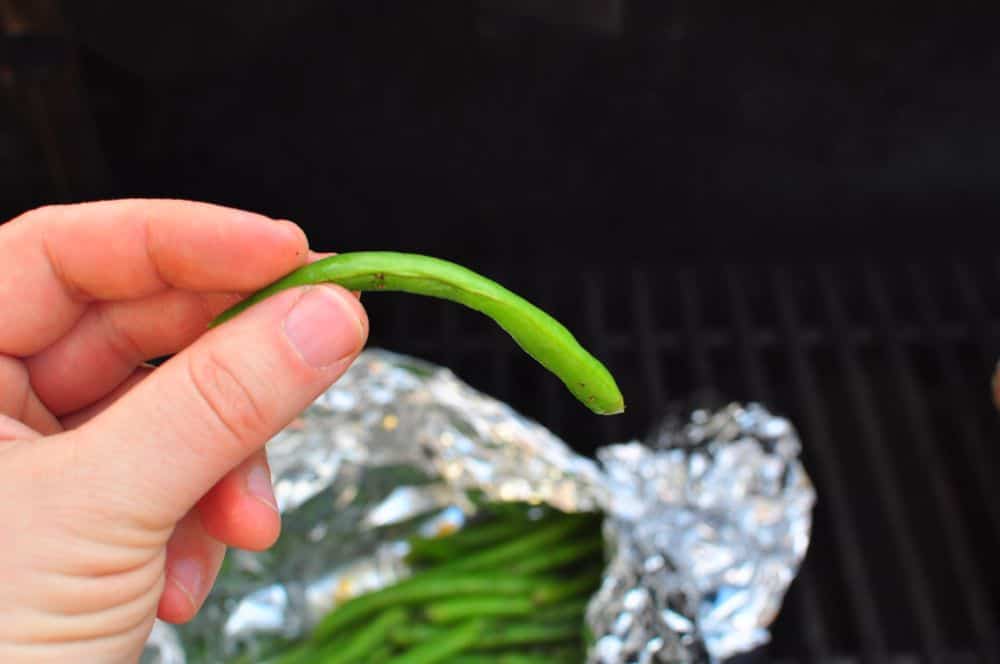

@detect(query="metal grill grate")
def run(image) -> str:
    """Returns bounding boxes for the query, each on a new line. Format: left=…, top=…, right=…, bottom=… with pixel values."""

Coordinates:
left=364, top=260, right=1000, bottom=663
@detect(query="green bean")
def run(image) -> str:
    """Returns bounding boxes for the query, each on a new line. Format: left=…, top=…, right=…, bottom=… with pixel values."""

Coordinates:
left=310, top=574, right=535, bottom=644
left=370, top=644, right=396, bottom=663
left=425, top=595, right=535, bottom=623
left=531, top=598, right=590, bottom=623
left=261, top=642, right=313, bottom=664
left=509, top=536, right=604, bottom=575
left=451, top=652, right=580, bottom=664
left=479, top=500, right=550, bottom=522
left=229, top=634, right=306, bottom=663
left=421, top=514, right=596, bottom=577
left=309, top=607, right=407, bottom=664
left=408, top=516, right=550, bottom=565
left=475, top=620, right=581, bottom=649
left=386, top=618, right=485, bottom=664
left=390, top=623, right=440, bottom=648
left=390, top=620, right=582, bottom=652
left=210, top=252, right=624, bottom=415
left=532, top=567, right=604, bottom=606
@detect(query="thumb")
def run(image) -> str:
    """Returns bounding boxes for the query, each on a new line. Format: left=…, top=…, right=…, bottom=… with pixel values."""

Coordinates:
left=80, top=284, right=367, bottom=527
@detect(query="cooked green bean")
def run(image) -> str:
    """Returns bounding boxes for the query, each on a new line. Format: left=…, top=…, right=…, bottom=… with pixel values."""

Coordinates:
left=451, top=653, right=580, bottom=664
left=407, top=516, right=550, bottom=565
left=532, top=568, right=604, bottom=606
left=475, top=620, right=581, bottom=649
left=421, top=514, right=597, bottom=578
left=256, top=505, right=606, bottom=663
left=390, top=623, right=441, bottom=648
left=386, top=618, right=485, bottom=664
left=531, top=598, right=590, bottom=623
left=310, top=607, right=407, bottom=664
left=425, top=595, right=535, bottom=623
left=310, top=574, right=536, bottom=644
left=263, top=642, right=312, bottom=664
left=390, top=619, right=581, bottom=651
left=210, top=252, right=624, bottom=415
left=509, top=536, right=604, bottom=575
left=370, top=644, right=396, bottom=663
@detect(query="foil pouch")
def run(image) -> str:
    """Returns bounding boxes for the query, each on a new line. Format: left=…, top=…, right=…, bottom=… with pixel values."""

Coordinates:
left=142, top=349, right=814, bottom=664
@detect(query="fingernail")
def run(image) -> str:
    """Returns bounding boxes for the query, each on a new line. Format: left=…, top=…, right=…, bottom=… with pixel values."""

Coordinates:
left=247, top=463, right=278, bottom=512
left=171, top=558, right=202, bottom=608
left=284, top=286, right=366, bottom=368
left=274, top=220, right=308, bottom=254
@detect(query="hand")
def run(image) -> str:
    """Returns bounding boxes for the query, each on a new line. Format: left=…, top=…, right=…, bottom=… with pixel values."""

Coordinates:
left=0, top=200, right=368, bottom=662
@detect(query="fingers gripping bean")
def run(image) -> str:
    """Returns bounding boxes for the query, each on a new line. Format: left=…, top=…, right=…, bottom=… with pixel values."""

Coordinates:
left=210, top=252, right=624, bottom=415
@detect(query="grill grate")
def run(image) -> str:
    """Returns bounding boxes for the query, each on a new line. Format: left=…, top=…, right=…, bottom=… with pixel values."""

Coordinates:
left=364, top=260, right=1000, bottom=663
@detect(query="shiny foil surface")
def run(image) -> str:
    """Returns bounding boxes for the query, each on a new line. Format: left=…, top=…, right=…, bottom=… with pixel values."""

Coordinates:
left=143, top=350, right=814, bottom=663
left=587, top=404, right=815, bottom=663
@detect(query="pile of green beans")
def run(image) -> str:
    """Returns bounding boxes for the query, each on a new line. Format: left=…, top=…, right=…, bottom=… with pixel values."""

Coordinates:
left=251, top=505, right=604, bottom=664
left=210, top=251, right=625, bottom=416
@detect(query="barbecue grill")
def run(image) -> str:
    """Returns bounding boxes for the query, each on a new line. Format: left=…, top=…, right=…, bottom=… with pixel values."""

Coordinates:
left=359, top=261, right=1000, bottom=663
left=3, top=2, right=999, bottom=662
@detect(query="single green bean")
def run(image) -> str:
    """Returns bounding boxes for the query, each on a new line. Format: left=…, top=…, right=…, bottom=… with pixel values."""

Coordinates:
left=370, top=644, right=397, bottom=663
left=408, top=516, right=551, bottom=565
left=210, top=252, right=624, bottom=415
left=451, top=653, right=580, bottom=664
left=309, top=607, right=407, bottom=664
left=386, top=618, right=485, bottom=664
left=261, top=642, right=313, bottom=664
left=390, top=623, right=440, bottom=648
left=479, top=500, right=549, bottom=521
left=425, top=595, right=535, bottom=623
left=530, top=597, right=590, bottom=623
left=421, top=514, right=596, bottom=578
left=390, top=620, right=583, bottom=652
left=532, top=567, right=604, bottom=606
left=311, top=574, right=535, bottom=644
left=475, top=620, right=581, bottom=649
left=509, top=536, right=604, bottom=576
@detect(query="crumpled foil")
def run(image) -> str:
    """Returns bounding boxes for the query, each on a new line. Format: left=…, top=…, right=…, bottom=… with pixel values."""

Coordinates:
left=144, top=349, right=814, bottom=663
left=587, top=404, right=815, bottom=662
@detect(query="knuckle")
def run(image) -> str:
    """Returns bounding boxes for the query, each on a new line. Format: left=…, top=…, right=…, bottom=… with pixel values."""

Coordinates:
left=187, top=351, right=269, bottom=449
left=99, top=305, right=146, bottom=363
left=13, top=203, right=80, bottom=228
left=23, top=203, right=61, bottom=220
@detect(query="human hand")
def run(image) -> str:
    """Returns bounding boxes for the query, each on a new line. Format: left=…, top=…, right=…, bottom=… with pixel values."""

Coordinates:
left=0, top=200, right=368, bottom=662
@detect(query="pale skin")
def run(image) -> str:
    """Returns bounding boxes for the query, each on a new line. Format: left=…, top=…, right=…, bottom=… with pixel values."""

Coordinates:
left=0, top=200, right=369, bottom=663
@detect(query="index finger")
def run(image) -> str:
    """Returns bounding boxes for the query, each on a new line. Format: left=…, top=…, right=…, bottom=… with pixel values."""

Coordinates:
left=0, top=199, right=309, bottom=356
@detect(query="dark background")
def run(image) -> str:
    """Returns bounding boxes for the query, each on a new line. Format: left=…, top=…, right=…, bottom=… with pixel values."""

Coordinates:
left=3, top=2, right=999, bottom=662
left=4, top=1, right=1000, bottom=262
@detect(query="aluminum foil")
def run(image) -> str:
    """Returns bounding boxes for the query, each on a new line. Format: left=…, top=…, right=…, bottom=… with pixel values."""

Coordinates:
left=144, top=349, right=814, bottom=663
left=587, top=404, right=815, bottom=663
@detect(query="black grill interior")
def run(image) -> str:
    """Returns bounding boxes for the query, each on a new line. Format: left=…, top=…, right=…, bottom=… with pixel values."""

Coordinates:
left=364, top=260, right=1000, bottom=663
